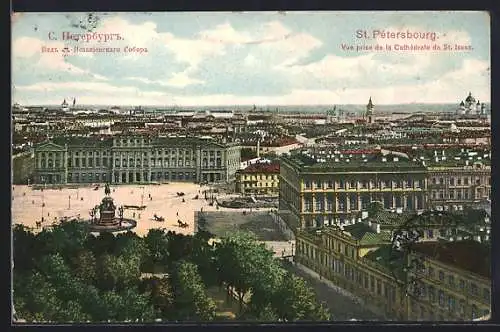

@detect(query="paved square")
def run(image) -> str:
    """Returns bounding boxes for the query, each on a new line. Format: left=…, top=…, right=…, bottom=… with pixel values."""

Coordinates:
left=12, top=183, right=230, bottom=236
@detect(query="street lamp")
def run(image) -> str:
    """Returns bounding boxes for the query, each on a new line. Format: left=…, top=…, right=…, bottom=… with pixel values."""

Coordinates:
left=68, top=195, right=71, bottom=210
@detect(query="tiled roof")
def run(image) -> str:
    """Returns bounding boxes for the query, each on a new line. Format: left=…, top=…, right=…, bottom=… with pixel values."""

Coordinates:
left=240, top=162, right=280, bottom=174
left=411, top=240, right=490, bottom=279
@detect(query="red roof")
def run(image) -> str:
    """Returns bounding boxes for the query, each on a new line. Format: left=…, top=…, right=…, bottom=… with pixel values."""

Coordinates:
left=241, top=162, right=280, bottom=174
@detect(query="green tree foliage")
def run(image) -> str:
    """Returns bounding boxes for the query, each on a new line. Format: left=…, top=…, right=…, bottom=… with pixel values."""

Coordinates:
left=214, top=231, right=282, bottom=314
left=170, top=261, right=216, bottom=321
left=270, top=272, right=331, bottom=321
left=13, top=223, right=330, bottom=323
left=139, top=277, right=174, bottom=319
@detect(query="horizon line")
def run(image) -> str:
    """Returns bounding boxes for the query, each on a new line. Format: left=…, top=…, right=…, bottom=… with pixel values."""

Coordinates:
left=13, top=102, right=490, bottom=108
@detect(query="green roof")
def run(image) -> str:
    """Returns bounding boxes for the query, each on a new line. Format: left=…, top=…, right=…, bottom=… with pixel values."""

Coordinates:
left=363, top=244, right=406, bottom=280
left=343, top=223, right=391, bottom=245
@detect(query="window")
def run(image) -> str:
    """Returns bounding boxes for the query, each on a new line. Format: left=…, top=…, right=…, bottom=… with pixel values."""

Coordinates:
left=471, top=283, right=479, bottom=296
left=458, top=300, right=466, bottom=315
left=427, top=230, right=434, bottom=238
left=67, top=159, right=72, bottom=167
left=428, top=286, right=436, bottom=302
left=464, top=178, right=469, bottom=185
left=305, top=181, right=312, bottom=189
left=439, top=178, right=444, bottom=184
left=472, top=305, right=478, bottom=320
left=448, top=275, right=455, bottom=287
left=377, top=280, right=382, bottom=295
left=438, top=291, right=445, bottom=306
left=448, top=296, right=456, bottom=312
left=350, top=180, right=356, bottom=189
left=459, top=279, right=465, bottom=290
left=439, top=271, right=445, bottom=281
left=432, top=178, right=436, bottom=185
left=483, top=288, right=490, bottom=301
left=338, top=180, right=344, bottom=189
left=370, top=276, right=375, bottom=292
left=450, top=178, right=455, bottom=186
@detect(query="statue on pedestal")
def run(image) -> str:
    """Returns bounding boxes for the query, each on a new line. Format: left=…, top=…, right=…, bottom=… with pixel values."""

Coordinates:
left=104, top=183, right=111, bottom=196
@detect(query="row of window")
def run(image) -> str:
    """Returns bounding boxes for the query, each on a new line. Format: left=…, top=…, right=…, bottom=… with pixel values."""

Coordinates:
left=430, top=176, right=490, bottom=186
left=303, top=194, right=423, bottom=212
left=66, top=171, right=201, bottom=183
left=304, top=179, right=424, bottom=190
left=243, top=182, right=277, bottom=187
left=40, top=149, right=226, bottom=158
left=422, top=266, right=490, bottom=301
left=242, top=174, right=279, bottom=180
left=299, top=245, right=397, bottom=303
left=431, top=190, right=476, bottom=200
left=413, top=282, right=490, bottom=319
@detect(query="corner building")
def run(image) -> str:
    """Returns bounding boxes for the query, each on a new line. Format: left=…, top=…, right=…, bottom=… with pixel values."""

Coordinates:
left=33, top=135, right=241, bottom=184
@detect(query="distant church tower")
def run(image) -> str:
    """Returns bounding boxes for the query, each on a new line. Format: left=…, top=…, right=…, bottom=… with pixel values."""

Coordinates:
left=61, top=99, right=69, bottom=112
left=366, top=97, right=374, bottom=124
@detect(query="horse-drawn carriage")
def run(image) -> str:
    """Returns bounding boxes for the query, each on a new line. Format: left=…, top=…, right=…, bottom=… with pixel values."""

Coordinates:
left=153, top=214, right=165, bottom=222
left=176, top=192, right=185, bottom=197
left=177, top=219, right=189, bottom=228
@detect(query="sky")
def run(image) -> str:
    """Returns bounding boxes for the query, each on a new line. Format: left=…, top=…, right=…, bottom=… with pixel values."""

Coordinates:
left=12, top=11, right=490, bottom=106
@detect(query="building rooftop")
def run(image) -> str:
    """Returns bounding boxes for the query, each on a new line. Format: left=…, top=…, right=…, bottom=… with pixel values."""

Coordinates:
left=342, top=223, right=392, bottom=245
left=411, top=240, right=490, bottom=279
left=283, top=149, right=426, bottom=173
left=240, top=162, right=280, bottom=174
left=363, top=244, right=406, bottom=280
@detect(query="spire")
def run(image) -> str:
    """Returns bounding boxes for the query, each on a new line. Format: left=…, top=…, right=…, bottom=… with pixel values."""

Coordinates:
left=367, top=97, right=374, bottom=109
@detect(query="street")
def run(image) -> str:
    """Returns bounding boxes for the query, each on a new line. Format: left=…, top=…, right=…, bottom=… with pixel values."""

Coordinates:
left=283, top=262, right=383, bottom=321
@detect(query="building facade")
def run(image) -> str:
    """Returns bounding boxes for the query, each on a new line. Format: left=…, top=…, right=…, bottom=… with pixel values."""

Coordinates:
left=427, top=162, right=491, bottom=209
left=33, top=135, right=241, bottom=185
left=235, top=162, right=280, bottom=196
left=279, top=149, right=428, bottom=231
left=295, top=225, right=407, bottom=320
left=295, top=225, right=491, bottom=321
left=407, top=241, right=491, bottom=321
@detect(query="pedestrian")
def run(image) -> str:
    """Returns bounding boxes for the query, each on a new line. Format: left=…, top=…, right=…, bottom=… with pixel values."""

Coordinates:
left=176, top=211, right=179, bottom=217
left=133, top=212, right=136, bottom=218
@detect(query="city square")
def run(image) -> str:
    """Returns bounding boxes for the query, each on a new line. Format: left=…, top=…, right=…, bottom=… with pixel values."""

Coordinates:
left=12, top=182, right=231, bottom=236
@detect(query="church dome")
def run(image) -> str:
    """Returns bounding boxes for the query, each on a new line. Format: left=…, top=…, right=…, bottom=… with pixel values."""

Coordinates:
left=465, top=92, right=475, bottom=103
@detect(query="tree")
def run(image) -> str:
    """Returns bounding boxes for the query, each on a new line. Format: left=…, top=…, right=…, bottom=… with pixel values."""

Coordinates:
left=70, top=250, right=97, bottom=284
left=170, top=261, right=216, bottom=321
left=271, top=272, right=331, bottom=321
left=144, top=229, right=170, bottom=269
left=13, top=224, right=37, bottom=272
left=139, top=277, right=174, bottom=319
left=214, top=231, right=279, bottom=314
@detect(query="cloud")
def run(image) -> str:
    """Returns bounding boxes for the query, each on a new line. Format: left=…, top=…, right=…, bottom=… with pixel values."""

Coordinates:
left=125, top=70, right=205, bottom=88
left=12, top=36, right=106, bottom=80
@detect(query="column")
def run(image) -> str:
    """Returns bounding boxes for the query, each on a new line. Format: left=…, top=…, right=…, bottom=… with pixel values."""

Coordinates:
left=118, top=171, right=122, bottom=183
left=403, top=195, right=408, bottom=210
left=357, top=194, right=362, bottom=211
left=392, top=194, right=396, bottom=209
